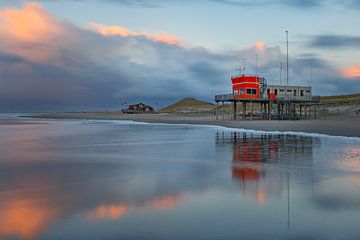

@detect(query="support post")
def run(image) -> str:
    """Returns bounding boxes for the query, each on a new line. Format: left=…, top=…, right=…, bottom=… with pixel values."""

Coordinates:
left=293, top=104, right=296, bottom=120
left=299, top=105, right=302, bottom=119
left=277, top=103, right=281, bottom=120
left=250, top=101, right=253, bottom=120
left=314, top=105, right=317, bottom=119
left=243, top=102, right=246, bottom=120
left=233, top=101, right=237, bottom=120
left=268, top=102, right=271, bottom=120
left=216, top=102, right=219, bottom=120
left=222, top=101, right=224, bottom=121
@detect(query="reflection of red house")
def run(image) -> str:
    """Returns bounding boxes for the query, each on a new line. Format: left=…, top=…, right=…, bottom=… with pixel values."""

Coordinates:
left=231, top=137, right=279, bottom=205
left=232, top=140, right=262, bottom=181
left=232, top=137, right=278, bottom=182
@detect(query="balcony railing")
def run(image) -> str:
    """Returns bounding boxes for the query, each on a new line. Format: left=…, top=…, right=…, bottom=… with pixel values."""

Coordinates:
left=215, top=94, right=320, bottom=103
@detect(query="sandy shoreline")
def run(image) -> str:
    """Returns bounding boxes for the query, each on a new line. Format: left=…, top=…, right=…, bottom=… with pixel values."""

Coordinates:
left=24, top=112, right=360, bottom=138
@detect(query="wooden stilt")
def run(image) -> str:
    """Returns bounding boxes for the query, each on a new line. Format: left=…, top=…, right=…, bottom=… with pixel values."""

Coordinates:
left=277, top=103, right=281, bottom=120
left=222, top=101, right=224, bottom=121
left=216, top=102, right=219, bottom=120
left=233, top=101, right=237, bottom=120
left=243, top=102, right=246, bottom=120
left=250, top=101, right=253, bottom=120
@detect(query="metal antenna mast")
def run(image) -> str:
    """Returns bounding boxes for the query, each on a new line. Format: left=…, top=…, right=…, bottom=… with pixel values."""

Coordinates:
left=256, top=54, right=258, bottom=75
left=286, top=30, right=289, bottom=85
left=280, top=62, right=283, bottom=85
left=243, top=57, right=246, bottom=71
left=310, top=62, right=313, bottom=86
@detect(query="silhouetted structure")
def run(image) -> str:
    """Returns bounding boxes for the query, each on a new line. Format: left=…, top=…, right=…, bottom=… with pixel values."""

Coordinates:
left=122, top=103, right=155, bottom=114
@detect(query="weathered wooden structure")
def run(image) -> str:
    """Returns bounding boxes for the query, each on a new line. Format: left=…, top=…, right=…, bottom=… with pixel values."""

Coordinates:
left=121, top=103, right=155, bottom=114
left=215, top=74, right=320, bottom=121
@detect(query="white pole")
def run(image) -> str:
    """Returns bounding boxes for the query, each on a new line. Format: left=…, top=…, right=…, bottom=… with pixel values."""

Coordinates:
left=280, top=62, right=283, bottom=85
left=286, top=30, right=289, bottom=85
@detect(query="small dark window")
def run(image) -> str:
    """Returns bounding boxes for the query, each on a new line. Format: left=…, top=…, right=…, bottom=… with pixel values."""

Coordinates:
left=267, top=89, right=270, bottom=94
left=274, top=89, right=278, bottom=95
left=287, top=89, right=292, bottom=93
left=300, top=90, right=304, bottom=96
left=280, top=89, right=285, bottom=92
left=247, top=89, right=257, bottom=95
left=293, top=90, right=297, bottom=96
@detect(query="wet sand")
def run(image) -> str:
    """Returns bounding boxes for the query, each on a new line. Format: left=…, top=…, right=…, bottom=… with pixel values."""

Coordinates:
left=26, top=112, right=360, bottom=138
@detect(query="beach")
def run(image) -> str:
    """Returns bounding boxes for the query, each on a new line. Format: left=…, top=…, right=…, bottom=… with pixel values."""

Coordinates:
left=29, top=112, right=360, bottom=137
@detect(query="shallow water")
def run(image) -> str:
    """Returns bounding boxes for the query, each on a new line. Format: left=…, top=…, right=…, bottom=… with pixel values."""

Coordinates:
left=0, top=115, right=360, bottom=240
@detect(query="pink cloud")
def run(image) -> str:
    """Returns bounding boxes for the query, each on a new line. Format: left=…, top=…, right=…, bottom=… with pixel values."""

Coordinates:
left=88, top=22, right=183, bottom=45
left=0, top=2, right=65, bottom=62
left=342, top=65, right=360, bottom=78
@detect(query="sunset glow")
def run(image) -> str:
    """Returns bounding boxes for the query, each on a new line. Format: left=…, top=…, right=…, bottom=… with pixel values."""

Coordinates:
left=342, top=65, right=360, bottom=78
left=0, top=199, right=57, bottom=239
left=88, top=22, right=182, bottom=45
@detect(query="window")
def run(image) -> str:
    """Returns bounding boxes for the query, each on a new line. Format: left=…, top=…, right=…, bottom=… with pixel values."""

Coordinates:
left=306, top=90, right=311, bottom=93
left=280, top=89, right=285, bottom=92
left=293, top=90, right=297, bottom=96
left=246, top=88, right=257, bottom=95
left=287, top=89, right=292, bottom=93
left=300, top=90, right=304, bottom=96
left=267, top=89, right=270, bottom=95
left=274, top=89, right=278, bottom=95
left=240, top=89, right=244, bottom=95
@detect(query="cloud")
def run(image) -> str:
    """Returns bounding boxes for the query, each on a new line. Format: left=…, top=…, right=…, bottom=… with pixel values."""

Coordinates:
left=308, top=34, right=360, bottom=49
left=100, top=0, right=326, bottom=8
left=87, top=22, right=182, bottom=45
left=0, top=2, right=359, bottom=111
left=342, top=65, right=360, bottom=78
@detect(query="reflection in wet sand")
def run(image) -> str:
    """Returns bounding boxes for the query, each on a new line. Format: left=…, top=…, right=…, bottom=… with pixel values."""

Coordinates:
left=0, top=198, right=59, bottom=239
left=87, top=204, right=130, bottom=220
left=87, top=194, right=184, bottom=221
left=216, top=132, right=319, bottom=205
left=1, top=118, right=360, bottom=240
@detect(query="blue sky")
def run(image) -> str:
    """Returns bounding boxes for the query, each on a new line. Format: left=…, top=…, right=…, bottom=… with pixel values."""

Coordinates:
left=0, top=0, right=359, bottom=111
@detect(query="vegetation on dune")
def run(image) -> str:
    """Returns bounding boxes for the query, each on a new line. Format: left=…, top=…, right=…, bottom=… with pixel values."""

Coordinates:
left=159, top=98, right=215, bottom=114
left=320, top=93, right=360, bottom=105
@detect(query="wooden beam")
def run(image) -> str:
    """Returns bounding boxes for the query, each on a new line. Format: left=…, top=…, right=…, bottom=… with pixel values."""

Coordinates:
left=222, top=101, right=224, bottom=121
left=233, top=101, right=237, bottom=120
left=243, top=102, right=246, bottom=120
left=250, top=101, right=253, bottom=120
left=216, top=102, right=219, bottom=120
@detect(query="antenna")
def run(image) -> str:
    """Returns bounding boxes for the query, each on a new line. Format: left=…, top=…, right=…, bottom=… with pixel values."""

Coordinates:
left=256, top=54, right=258, bottom=75
left=236, top=66, right=245, bottom=76
left=310, top=62, right=313, bottom=87
left=280, top=62, right=283, bottom=85
left=286, top=30, right=289, bottom=85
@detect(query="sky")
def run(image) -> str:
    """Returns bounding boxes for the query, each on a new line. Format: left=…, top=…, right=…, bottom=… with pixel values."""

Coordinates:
left=0, top=0, right=359, bottom=111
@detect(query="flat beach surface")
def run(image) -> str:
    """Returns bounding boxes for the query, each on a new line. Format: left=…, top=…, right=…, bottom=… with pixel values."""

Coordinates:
left=30, top=112, right=360, bottom=137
